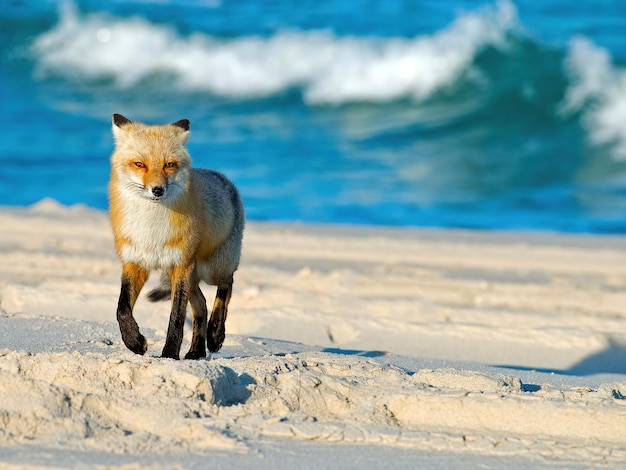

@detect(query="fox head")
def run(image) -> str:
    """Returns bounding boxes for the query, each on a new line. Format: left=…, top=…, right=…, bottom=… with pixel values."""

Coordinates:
left=111, top=114, right=191, bottom=202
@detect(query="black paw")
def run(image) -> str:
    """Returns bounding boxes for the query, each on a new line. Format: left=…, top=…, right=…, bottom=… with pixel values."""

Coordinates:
left=161, top=343, right=180, bottom=360
left=207, top=324, right=225, bottom=353
left=123, top=333, right=147, bottom=355
left=184, top=346, right=206, bottom=360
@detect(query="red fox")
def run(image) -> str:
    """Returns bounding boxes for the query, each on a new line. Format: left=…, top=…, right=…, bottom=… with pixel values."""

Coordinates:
left=108, top=114, right=244, bottom=360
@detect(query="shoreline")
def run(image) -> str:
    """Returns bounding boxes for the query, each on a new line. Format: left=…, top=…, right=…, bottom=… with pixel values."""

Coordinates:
left=6, top=197, right=626, bottom=241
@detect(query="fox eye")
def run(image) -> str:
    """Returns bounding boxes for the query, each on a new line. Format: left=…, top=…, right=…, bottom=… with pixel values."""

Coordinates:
left=134, top=161, right=146, bottom=169
left=164, top=162, right=177, bottom=170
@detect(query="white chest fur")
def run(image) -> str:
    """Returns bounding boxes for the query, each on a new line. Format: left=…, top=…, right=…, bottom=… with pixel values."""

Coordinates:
left=118, top=198, right=184, bottom=270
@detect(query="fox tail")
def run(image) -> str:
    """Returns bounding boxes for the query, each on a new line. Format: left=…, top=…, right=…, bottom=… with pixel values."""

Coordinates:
left=146, top=272, right=171, bottom=302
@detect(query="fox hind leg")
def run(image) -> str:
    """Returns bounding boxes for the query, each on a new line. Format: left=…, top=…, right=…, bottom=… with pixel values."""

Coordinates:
left=207, top=278, right=233, bottom=354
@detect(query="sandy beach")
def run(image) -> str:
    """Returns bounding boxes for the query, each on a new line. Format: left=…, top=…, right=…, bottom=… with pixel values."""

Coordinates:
left=1, top=199, right=626, bottom=469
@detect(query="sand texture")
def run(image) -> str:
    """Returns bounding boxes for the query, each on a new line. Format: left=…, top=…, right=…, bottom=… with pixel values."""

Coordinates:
left=1, top=200, right=626, bottom=469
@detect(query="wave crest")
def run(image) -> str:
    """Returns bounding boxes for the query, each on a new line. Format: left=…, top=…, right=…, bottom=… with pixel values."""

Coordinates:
left=31, top=1, right=518, bottom=104
left=562, top=37, right=626, bottom=160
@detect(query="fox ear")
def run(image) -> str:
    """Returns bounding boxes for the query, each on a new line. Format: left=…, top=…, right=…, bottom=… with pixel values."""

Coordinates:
left=171, top=119, right=190, bottom=131
left=112, top=114, right=132, bottom=143
left=112, top=114, right=132, bottom=128
left=171, top=119, right=190, bottom=144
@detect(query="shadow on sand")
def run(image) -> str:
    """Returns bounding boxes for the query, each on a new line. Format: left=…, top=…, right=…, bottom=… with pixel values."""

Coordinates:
left=497, top=339, right=626, bottom=377
left=322, top=347, right=390, bottom=358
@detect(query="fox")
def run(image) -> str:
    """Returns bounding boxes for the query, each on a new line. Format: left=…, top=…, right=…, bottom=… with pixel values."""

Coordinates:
left=108, top=113, right=244, bottom=360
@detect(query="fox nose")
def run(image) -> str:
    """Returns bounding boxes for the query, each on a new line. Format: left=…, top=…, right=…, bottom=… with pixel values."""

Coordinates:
left=152, top=186, right=165, bottom=198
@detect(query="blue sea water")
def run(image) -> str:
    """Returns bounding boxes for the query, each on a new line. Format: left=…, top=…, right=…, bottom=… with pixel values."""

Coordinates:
left=2, top=0, right=626, bottom=232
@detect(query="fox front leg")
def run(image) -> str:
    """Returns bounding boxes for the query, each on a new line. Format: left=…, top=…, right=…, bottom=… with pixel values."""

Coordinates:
left=116, top=263, right=149, bottom=355
left=161, top=264, right=195, bottom=359
left=185, top=284, right=208, bottom=360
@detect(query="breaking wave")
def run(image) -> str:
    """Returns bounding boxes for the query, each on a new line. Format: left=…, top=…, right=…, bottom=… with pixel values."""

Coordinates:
left=31, top=1, right=518, bottom=104
left=562, top=37, right=626, bottom=160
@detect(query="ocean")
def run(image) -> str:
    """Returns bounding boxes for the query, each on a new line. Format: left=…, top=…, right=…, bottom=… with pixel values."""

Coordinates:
left=2, top=0, right=626, bottom=233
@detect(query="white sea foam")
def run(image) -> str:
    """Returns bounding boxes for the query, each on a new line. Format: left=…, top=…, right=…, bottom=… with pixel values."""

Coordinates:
left=562, top=36, right=626, bottom=160
left=31, top=1, right=517, bottom=104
